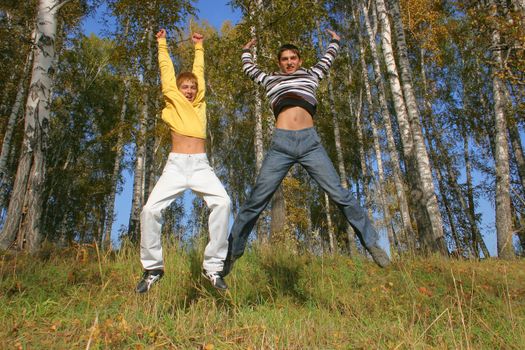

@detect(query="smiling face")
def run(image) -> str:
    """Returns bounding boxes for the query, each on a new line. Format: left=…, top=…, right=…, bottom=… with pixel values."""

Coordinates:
left=278, top=49, right=303, bottom=74
left=176, top=72, right=198, bottom=102
left=178, top=80, right=198, bottom=102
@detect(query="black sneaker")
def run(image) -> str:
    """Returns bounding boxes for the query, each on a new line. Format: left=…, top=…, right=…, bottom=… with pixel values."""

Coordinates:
left=135, top=269, right=164, bottom=293
left=202, top=269, right=228, bottom=290
left=368, top=245, right=391, bottom=268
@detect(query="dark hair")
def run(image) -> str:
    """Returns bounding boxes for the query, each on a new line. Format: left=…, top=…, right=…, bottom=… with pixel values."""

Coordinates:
left=277, top=44, right=301, bottom=60
left=176, top=72, right=198, bottom=89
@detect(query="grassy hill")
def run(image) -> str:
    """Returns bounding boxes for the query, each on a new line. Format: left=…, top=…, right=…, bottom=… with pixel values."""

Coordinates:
left=1, top=242, right=524, bottom=349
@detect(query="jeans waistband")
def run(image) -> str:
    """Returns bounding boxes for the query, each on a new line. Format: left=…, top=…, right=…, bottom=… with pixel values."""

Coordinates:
left=273, top=127, right=316, bottom=136
left=167, top=152, right=207, bottom=160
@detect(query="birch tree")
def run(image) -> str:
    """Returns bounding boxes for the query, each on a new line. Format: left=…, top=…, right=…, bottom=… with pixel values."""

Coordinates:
left=0, top=44, right=33, bottom=189
left=102, top=77, right=130, bottom=249
left=358, top=0, right=416, bottom=252
left=0, top=0, right=75, bottom=251
left=487, top=0, right=514, bottom=258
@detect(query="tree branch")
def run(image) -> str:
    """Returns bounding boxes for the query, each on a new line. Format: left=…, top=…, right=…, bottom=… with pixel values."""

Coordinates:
left=51, top=0, right=74, bottom=13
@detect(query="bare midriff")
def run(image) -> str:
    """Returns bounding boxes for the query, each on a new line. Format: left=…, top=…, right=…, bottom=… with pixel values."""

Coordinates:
left=275, top=106, right=314, bottom=130
left=170, top=131, right=206, bottom=153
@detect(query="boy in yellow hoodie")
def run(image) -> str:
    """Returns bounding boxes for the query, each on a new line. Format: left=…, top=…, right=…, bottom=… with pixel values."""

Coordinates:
left=136, top=29, right=231, bottom=293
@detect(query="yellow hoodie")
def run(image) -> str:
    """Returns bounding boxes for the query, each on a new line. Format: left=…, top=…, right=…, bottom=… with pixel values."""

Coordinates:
left=157, top=37, right=206, bottom=139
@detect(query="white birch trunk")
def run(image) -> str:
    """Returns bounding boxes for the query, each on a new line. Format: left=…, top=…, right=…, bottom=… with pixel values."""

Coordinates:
left=504, top=92, right=525, bottom=193
left=0, top=44, right=34, bottom=186
left=421, top=50, right=487, bottom=257
left=0, top=0, right=66, bottom=251
left=384, top=0, right=448, bottom=255
left=103, top=78, right=130, bottom=250
left=353, top=38, right=397, bottom=253
left=359, top=3, right=416, bottom=251
left=143, top=29, right=155, bottom=202
left=250, top=18, right=264, bottom=173
left=128, top=26, right=153, bottom=242
left=489, top=1, right=514, bottom=258
left=249, top=20, right=269, bottom=242
left=324, top=192, right=336, bottom=254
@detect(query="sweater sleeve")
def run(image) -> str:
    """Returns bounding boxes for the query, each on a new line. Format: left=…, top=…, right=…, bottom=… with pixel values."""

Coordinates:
left=192, top=42, right=205, bottom=104
left=241, top=49, right=269, bottom=86
left=157, top=37, right=185, bottom=103
left=309, top=39, right=340, bottom=80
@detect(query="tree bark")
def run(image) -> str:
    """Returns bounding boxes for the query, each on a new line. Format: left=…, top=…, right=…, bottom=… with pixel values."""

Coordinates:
left=128, top=26, right=153, bottom=242
left=143, top=28, right=156, bottom=202
left=0, top=0, right=62, bottom=251
left=102, top=77, right=130, bottom=250
left=506, top=96, right=525, bottom=193
left=353, top=34, right=397, bottom=254
left=382, top=0, right=447, bottom=254
left=324, top=192, right=336, bottom=254
left=489, top=0, right=514, bottom=258
left=434, top=162, right=462, bottom=254
left=462, top=130, right=491, bottom=258
left=359, top=2, right=416, bottom=252
left=327, top=65, right=359, bottom=255
left=0, top=42, right=33, bottom=188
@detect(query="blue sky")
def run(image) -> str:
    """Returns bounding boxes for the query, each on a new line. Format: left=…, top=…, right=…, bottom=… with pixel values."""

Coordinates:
left=80, top=0, right=499, bottom=256
left=82, top=0, right=241, bottom=36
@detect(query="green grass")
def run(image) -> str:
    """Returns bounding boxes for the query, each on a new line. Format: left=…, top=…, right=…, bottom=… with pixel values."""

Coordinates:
left=1, top=242, right=524, bottom=349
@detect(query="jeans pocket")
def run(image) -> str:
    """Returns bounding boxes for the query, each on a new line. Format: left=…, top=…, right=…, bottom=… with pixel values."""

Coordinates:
left=312, top=131, right=321, bottom=145
left=197, top=157, right=212, bottom=170
left=271, top=134, right=287, bottom=153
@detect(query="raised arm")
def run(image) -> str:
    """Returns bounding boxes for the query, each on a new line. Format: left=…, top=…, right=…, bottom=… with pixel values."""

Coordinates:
left=192, top=32, right=205, bottom=103
left=156, top=29, right=178, bottom=97
left=241, top=38, right=269, bottom=86
left=309, top=29, right=341, bottom=80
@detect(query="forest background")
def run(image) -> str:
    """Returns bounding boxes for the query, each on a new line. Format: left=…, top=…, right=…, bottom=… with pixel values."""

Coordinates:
left=1, top=0, right=525, bottom=263
left=1, top=0, right=525, bottom=348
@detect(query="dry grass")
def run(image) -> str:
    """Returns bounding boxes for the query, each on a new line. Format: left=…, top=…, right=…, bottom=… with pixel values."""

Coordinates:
left=1, top=243, right=524, bottom=349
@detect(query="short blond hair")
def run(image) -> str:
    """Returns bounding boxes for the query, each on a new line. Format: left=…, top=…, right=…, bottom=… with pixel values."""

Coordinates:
left=176, top=72, right=198, bottom=89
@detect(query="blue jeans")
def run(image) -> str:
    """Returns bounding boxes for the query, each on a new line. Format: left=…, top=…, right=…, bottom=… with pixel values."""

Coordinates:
left=224, top=127, right=381, bottom=271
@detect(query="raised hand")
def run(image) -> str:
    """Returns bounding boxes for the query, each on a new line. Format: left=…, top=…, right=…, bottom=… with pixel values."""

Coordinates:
left=243, top=38, right=257, bottom=50
left=192, top=32, right=204, bottom=44
left=326, top=29, right=340, bottom=41
left=156, top=29, right=166, bottom=39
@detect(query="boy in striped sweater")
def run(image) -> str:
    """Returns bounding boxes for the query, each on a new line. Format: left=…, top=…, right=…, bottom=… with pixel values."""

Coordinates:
left=221, top=30, right=390, bottom=277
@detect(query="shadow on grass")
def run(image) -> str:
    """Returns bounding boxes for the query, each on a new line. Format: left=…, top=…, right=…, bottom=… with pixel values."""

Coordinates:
left=181, top=245, right=234, bottom=309
left=259, top=251, right=309, bottom=304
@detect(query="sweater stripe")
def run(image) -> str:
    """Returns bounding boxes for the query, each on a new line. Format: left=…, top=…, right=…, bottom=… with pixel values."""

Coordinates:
left=242, top=40, right=340, bottom=116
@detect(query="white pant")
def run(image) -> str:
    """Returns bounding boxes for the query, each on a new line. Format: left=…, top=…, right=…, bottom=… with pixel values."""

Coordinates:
left=140, top=153, right=231, bottom=272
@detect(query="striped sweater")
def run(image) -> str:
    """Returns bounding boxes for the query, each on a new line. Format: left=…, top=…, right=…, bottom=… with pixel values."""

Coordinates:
left=242, top=39, right=340, bottom=117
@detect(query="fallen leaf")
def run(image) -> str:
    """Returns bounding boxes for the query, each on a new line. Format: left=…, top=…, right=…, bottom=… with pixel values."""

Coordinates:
left=418, top=286, right=433, bottom=297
